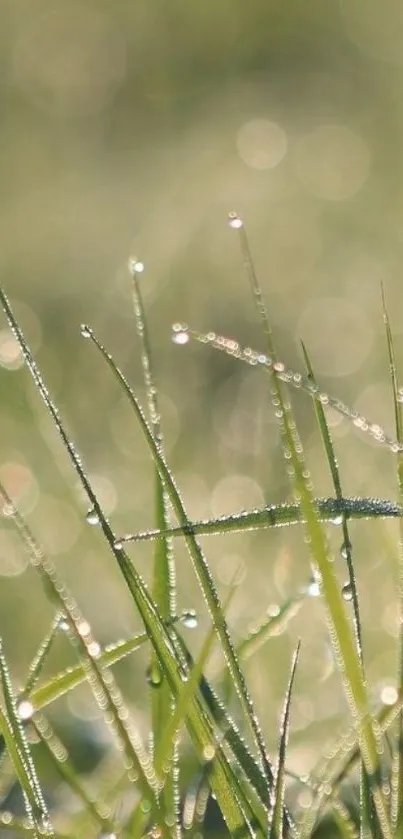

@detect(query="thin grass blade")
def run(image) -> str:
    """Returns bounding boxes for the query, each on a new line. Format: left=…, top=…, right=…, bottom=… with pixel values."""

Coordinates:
left=0, top=644, right=52, bottom=837
left=268, top=642, right=300, bottom=839
left=116, top=495, right=403, bottom=544
left=381, top=286, right=403, bottom=833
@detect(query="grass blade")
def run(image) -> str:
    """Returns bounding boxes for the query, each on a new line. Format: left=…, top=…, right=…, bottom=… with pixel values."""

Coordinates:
left=116, top=496, right=403, bottom=544
left=131, top=260, right=179, bottom=834
left=0, top=644, right=52, bottom=837
left=268, top=642, right=300, bottom=839
left=381, top=286, right=403, bottom=833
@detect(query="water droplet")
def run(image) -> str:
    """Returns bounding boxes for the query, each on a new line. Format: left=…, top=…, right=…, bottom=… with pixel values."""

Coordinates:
left=203, top=744, right=215, bottom=761
left=341, top=582, right=353, bottom=601
left=398, top=388, right=403, bottom=404
left=329, top=514, right=343, bottom=526
left=80, top=324, right=92, bottom=338
left=140, top=800, right=151, bottom=814
left=18, top=700, right=34, bottom=721
left=114, top=540, right=123, bottom=551
left=86, top=508, right=99, bottom=526
left=128, top=257, right=145, bottom=274
left=181, top=609, right=198, bottom=629
left=306, top=569, right=321, bottom=597
left=88, top=641, right=101, bottom=658
left=340, top=541, right=352, bottom=561
left=57, top=615, right=69, bottom=632
left=380, top=685, right=398, bottom=705
left=228, top=210, right=243, bottom=229
left=77, top=620, right=91, bottom=638
left=146, top=662, right=163, bottom=688
left=172, top=322, right=189, bottom=345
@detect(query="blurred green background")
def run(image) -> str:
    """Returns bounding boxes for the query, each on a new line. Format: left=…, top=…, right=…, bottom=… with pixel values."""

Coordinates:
left=1, top=0, right=403, bottom=813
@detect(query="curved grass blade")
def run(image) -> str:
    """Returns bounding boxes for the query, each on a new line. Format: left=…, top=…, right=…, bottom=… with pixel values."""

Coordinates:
left=0, top=645, right=52, bottom=838
left=116, top=496, right=403, bottom=544
left=0, top=289, right=262, bottom=839
left=268, top=642, right=300, bottom=839
left=227, top=213, right=392, bottom=839
left=83, top=327, right=286, bottom=829
left=381, top=286, right=403, bottom=833
left=173, top=325, right=402, bottom=455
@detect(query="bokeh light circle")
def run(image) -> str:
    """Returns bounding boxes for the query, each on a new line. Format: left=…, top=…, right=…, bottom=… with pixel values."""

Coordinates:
left=293, top=125, right=370, bottom=200
left=236, top=119, right=288, bottom=170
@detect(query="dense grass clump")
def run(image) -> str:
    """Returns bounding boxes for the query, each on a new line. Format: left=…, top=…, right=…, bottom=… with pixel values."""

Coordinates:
left=1, top=215, right=403, bottom=839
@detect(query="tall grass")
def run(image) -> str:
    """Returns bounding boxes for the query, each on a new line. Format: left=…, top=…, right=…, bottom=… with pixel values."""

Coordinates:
left=0, top=215, right=402, bottom=838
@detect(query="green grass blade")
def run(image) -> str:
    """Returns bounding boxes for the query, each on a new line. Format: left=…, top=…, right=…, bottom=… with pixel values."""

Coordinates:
left=23, top=614, right=64, bottom=698
left=131, top=261, right=179, bottom=834
left=228, top=213, right=392, bottom=839
left=300, top=340, right=362, bottom=659
left=268, top=642, right=300, bottom=839
left=381, top=286, right=403, bottom=833
left=300, top=342, right=375, bottom=836
left=116, top=496, right=403, bottom=543
left=0, top=644, right=52, bottom=837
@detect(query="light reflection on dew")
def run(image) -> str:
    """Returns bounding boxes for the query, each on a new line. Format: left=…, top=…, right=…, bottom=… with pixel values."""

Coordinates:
left=86, top=508, right=100, bottom=526
left=228, top=210, right=243, bottom=229
left=128, top=257, right=145, bottom=274
left=80, top=324, right=92, bottom=338
left=18, top=700, right=34, bottom=721
left=172, top=323, right=189, bottom=345
left=380, top=685, right=398, bottom=706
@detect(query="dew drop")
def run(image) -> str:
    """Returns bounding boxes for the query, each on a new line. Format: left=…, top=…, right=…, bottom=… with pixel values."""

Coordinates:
left=172, top=322, right=190, bottom=345
left=146, top=662, right=163, bottom=688
left=58, top=615, right=69, bottom=632
left=114, top=540, right=123, bottom=551
left=341, top=582, right=353, bottom=601
left=80, top=324, right=92, bottom=338
left=329, top=514, right=343, bottom=526
left=18, top=700, right=34, bottom=721
left=380, top=685, right=398, bottom=705
left=128, top=257, right=145, bottom=274
left=228, top=210, right=243, bottom=229
left=86, top=508, right=100, bottom=526
left=306, top=569, right=321, bottom=597
left=181, top=609, right=198, bottom=629
left=340, top=541, right=352, bottom=561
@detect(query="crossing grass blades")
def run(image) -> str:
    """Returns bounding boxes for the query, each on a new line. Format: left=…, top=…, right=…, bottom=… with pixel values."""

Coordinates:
left=0, top=213, right=403, bottom=838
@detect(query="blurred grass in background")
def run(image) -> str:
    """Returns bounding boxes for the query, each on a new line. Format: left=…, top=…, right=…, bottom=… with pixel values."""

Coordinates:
left=1, top=0, right=403, bottom=796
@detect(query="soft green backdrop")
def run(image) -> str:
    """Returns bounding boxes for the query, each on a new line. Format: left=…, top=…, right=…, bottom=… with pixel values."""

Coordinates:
left=0, top=0, right=402, bottom=798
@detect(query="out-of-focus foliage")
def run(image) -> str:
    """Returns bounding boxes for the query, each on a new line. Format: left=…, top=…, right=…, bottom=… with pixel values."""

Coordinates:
left=0, top=0, right=403, bottom=786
